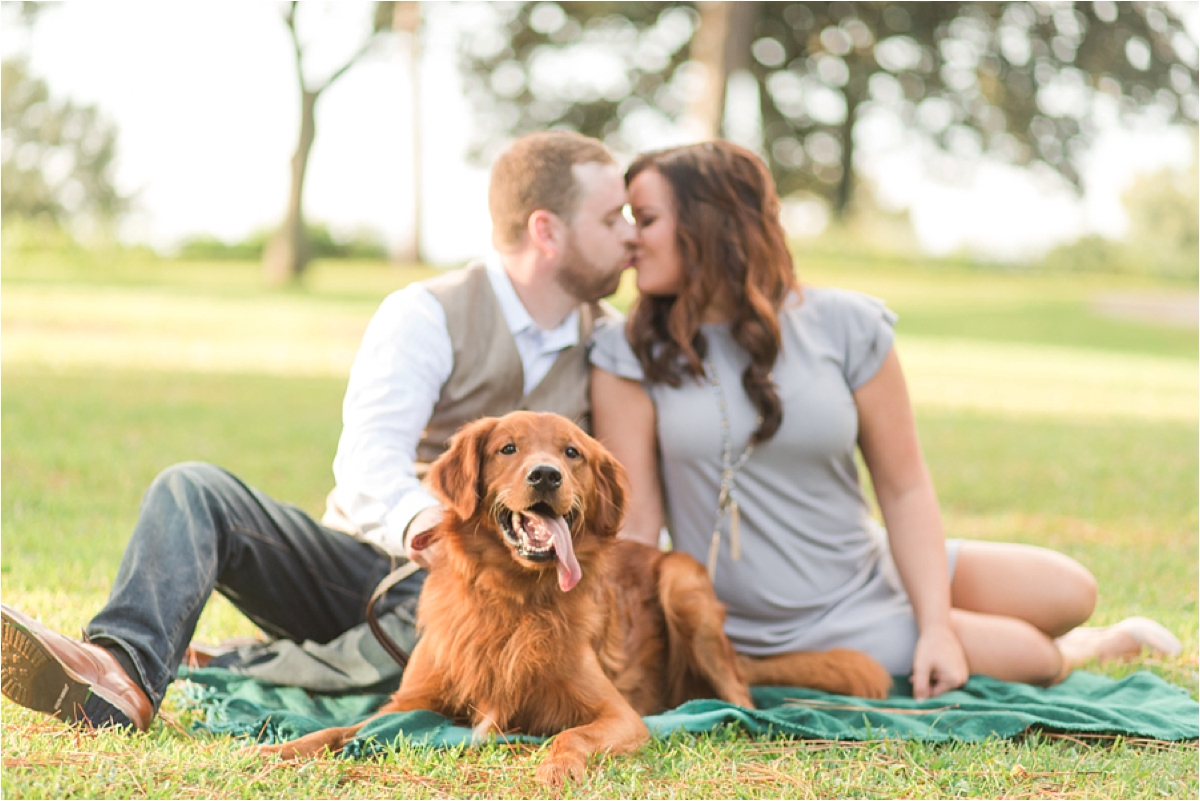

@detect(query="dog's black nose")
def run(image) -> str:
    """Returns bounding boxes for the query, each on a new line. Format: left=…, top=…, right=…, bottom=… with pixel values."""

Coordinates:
left=526, top=464, right=562, bottom=490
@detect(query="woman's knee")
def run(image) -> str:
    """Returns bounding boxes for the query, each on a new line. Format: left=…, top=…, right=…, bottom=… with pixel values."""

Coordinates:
left=952, top=541, right=1098, bottom=635
left=1027, top=547, right=1098, bottom=635
left=1054, top=556, right=1098, bottom=634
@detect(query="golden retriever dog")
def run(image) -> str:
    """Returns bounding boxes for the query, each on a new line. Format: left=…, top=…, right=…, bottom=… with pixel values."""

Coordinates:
left=260, top=412, right=891, bottom=785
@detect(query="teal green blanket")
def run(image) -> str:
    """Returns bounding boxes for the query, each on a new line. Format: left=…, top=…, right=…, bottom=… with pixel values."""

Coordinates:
left=177, top=668, right=1197, bottom=757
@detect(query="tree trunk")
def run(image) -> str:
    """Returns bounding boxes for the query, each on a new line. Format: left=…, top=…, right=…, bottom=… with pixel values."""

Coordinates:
left=833, top=98, right=859, bottom=219
left=263, top=88, right=318, bottom=285
left=687, top=2, right=731, bottom=138
left=687, top=1, right=760, bottom=139
left=393, top=1, right=422, bottom=265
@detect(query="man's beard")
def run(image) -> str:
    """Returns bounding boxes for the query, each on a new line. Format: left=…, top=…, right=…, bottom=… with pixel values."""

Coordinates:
left=556, top=232, right=627, bottom=303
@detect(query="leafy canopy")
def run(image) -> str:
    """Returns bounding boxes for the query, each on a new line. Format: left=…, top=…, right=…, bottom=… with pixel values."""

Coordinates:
left=457, top=2, right=1199, bottom=213
left=1, top=59, right=129, bottom=229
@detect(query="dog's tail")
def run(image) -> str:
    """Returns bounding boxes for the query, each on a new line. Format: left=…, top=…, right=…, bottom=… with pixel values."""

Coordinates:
left=254, top=718, right=372, bottom=760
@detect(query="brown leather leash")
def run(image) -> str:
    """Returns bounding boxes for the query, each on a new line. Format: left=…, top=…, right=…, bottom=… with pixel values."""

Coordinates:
left=365, top=560, right=421, bottom=669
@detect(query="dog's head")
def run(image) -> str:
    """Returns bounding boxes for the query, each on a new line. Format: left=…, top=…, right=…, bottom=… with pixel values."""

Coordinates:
left=426, top=411, right=628, bottom=592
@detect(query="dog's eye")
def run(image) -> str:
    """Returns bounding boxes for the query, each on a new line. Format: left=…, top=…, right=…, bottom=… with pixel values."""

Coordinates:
left=565, top=446, right=581, bottom=459
left=500, top=443, right=517, bottom=455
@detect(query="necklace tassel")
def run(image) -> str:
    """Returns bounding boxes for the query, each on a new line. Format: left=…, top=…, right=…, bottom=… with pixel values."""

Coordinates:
left=705, top=356, right=753, bottom=579
left=730, top=500, right=741, bottom=561
left=706, top=530, right=720, bottom=581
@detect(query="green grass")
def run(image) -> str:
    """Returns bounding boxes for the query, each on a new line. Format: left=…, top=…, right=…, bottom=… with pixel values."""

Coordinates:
left=796, top=254, right=1198, bottom=359
left=0, top=368, right=346, bottom=601
left=0, top=726, right=1195, bottom=799
left=897, top=299, right=1198, bottom=359
left=2, top=253, right=1197, bottom=798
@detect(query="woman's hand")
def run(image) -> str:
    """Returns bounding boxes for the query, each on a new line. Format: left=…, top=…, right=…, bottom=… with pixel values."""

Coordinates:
left=911, top=623, right=969, bottom=700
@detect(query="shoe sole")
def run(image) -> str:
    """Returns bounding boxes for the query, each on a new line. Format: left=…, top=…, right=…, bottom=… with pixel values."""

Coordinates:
left=1, top=608, right=93, bottom=724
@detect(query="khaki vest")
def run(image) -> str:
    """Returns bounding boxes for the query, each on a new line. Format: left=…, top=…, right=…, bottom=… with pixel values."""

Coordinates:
left=415, top=263, right=609, bottom=466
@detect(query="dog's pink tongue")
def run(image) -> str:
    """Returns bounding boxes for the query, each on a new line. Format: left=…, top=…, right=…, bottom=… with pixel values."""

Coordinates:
left=546, top=515, right=581, bottom=592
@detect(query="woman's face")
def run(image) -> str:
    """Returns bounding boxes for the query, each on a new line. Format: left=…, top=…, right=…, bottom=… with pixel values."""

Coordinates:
left=627, top=168, right=686, bottom=296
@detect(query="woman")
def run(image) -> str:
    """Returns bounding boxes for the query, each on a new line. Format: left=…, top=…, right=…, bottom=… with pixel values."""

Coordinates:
left=590, top=141, right=1179, bottom=700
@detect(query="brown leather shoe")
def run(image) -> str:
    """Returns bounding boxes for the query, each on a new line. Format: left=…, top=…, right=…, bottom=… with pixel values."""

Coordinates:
left=1, top=604, right=152, bottom=731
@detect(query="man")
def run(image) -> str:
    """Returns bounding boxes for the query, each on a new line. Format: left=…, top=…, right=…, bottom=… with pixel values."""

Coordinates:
left=1, top=131, right=635, bottom=731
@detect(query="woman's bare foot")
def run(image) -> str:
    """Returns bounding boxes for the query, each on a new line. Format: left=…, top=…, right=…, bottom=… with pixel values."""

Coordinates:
left=1055, top=616, right=1182, bottom=678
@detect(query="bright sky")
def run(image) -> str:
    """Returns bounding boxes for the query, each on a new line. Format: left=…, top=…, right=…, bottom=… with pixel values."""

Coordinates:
left=3, top=1, right=1194, bottom=265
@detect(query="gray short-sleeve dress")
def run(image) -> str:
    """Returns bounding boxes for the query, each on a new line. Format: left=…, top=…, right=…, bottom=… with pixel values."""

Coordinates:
left=590, top=286, right=961, bottom=675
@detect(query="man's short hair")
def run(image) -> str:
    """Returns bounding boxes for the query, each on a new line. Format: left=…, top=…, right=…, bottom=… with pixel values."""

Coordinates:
left=489, top=131, right=616, bottom=249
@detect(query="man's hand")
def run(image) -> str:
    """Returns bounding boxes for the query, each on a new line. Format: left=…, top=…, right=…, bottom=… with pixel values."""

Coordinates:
left=404, top=506, right=444, bottom=569
left=911, top=623, right=969, bottom=700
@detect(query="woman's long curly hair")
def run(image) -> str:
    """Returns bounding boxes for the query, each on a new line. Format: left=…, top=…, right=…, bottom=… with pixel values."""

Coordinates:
left=627, top=141, right=798, bottom=445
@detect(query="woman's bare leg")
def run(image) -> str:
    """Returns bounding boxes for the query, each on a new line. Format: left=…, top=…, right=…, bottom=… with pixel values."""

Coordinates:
left=948, top=541, right=1179, bottom=684
left=949, top=608, right=1064, bottom=685
left=950, top=541, right=1096, bottom=636
left=1054, top=617, right=1181, bottom=668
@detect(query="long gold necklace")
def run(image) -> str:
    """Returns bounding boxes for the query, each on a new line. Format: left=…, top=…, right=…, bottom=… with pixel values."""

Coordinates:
left=704, top=356, right=755, bottom=580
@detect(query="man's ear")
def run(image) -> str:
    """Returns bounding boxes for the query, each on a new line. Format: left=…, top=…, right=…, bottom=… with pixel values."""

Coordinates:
left=526, top=209, right=562, bottom=259
left=427, top=417, right=499, bottom=521
left=590, top=443, right=629, bottom=539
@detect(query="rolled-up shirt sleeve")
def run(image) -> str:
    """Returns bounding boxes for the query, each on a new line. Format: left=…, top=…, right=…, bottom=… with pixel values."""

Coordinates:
left=323, top=284, right=452, bottom=556
left=838, top=291, right=898, bottom=391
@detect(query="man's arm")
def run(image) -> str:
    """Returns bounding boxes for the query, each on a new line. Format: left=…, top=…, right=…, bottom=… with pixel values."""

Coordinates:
left=325, top=284, right=452, bottom=557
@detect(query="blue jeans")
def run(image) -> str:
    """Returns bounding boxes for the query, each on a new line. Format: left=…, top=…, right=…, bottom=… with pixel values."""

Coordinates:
left=84, top=462, right=424, bottom=711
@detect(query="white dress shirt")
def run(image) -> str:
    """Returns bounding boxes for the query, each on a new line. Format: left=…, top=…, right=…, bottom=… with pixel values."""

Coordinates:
left=323, top=255, right=580, bottom=556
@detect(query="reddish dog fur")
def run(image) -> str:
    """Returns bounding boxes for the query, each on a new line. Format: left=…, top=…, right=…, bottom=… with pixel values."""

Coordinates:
left=259, top=412, right=891, bottom=785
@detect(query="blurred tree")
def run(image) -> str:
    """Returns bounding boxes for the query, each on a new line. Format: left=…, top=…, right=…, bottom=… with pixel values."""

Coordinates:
left=4, top=2, right=47, bottom=27
left=180, top=222, right=387, bottom=261
left=392, top=1, right=424, bottom=264
left=458, top=1, right=1199, bottom=218
left=0, top=59, right=129, bottom=232
left=1041, top=135, right=1197, bottom=280
left=264, top=1, right=399, bottom=284
left=1120, top=137, right=1198, bottom=279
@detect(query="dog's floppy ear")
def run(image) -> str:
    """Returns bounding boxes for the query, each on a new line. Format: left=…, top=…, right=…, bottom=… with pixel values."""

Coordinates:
left=590, top=444, right=629, bottom=538
left=427, top=417, right=498, bottom=521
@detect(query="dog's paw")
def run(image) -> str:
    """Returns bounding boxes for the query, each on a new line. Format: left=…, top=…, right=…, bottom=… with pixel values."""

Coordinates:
left=829, top=648, right=892, bottom=699
left=536, top=752, right=587, bottom=787
left=728, top=686, right=755, bottom=710
left=250, top=742, right=297, bottom=760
